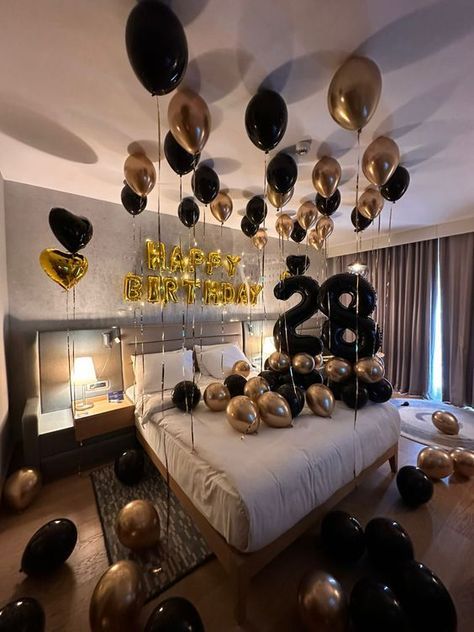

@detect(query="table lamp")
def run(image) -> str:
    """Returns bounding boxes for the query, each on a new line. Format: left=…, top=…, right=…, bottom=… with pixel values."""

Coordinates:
left=72, top=356, right=97, bottom=411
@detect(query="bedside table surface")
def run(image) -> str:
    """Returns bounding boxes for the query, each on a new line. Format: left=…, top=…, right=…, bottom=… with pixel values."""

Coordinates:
left=73, top=395, right=134, bottom=419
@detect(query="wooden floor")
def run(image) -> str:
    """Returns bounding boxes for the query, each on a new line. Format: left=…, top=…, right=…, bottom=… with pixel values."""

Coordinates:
left=0, top=437, right=473, bottom=631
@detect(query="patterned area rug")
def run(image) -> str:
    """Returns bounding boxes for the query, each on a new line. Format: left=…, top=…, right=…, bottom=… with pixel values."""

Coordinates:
left=393, top=398, right=474, bottom=450
left=90, top=456, right=213, bottom=602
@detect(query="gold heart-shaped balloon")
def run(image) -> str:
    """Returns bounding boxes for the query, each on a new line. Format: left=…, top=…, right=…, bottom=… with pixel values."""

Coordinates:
left=39, top=248, right=88, bottom=290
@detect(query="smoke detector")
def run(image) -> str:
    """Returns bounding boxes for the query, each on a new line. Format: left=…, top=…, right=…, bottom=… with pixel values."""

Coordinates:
left=295, top=139, right=311, bottom=156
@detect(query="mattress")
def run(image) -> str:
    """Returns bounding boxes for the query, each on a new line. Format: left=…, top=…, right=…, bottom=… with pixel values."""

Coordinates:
left=136, top=380, right=400, bottom=552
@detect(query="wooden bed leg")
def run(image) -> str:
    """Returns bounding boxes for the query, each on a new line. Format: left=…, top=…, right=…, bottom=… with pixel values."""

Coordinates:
left=232, top=569, right=250, bottom=625
left=389, top=450, right=398, bottom=473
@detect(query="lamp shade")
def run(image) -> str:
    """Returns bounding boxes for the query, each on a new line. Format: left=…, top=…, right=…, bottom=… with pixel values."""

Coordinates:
left=71, top=356, right=97, bottom=386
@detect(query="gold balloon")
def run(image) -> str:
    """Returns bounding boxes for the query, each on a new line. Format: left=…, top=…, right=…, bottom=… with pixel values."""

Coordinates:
left=314, top=216, right=334, bottom=241
left=124, top=153, right=156, bottom=197
left=267, top=185, right=293, bottom=208
left=204, top=382, right=231, bottom=411
left=327, top=56, right=382, bottom=131
left=362, top=136, right=400, bottom=186
left=308, top=229, right=324, bottom=251
left=244, top=376, right=270, bottom=402
left=226, top=396, right=260, bottom=434
left=232, top=360, right=251, bottom=378
left=292, top=353, right=315, bottom=375
left=297, top=569, right=348, bottom=632
left=354, top=357, right=384, bottom=383
left=275, top=213, right=293, bottom=238
left=3, top=468, right=41, bottom=511
left=210, top=191, right=233, bottom=223
left=450, top=448, right=474, bottom=478
left=325, top=357, right=352, bottom=383
left=314, top=354, right=324, bottom=370
left=258, top=392, right=292, bottom=428
left=358, top=187, right=384, bottom=220
left=252, top=228, right=268, bottom=250
left=268, top=351, right=290, bottom=373
left=116, top=500, right=160, bottom=551
left=417, top=447, right=454, bottom=480
left=312, top=156, right=341, bottom=198
left=40, top=249, right=88, bottom=291
left=306, top=384, right=335, bottom=417
left=168, top=88, right=211, bottom=155
left=89, top=560, right=145, bottom=632
left=432, top=410, right=459, bottom=435
left=297, top=201, right=318, bottom=230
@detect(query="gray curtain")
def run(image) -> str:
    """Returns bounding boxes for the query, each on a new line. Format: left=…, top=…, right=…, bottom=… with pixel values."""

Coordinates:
left=439, top=233, right=474, bottom=407
left=328, top=239, right=437, bottom=396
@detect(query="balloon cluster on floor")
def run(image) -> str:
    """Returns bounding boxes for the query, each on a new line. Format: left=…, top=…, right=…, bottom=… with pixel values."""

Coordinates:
left=298, top=510, right=457, bottom=632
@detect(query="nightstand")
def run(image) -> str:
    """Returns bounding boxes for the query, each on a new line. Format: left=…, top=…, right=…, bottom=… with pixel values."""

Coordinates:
left=73, top=395, right=135, bottom=442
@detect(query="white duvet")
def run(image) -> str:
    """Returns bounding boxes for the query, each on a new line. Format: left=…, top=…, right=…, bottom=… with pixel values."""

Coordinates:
left=136, top=379, right=400, bottom=552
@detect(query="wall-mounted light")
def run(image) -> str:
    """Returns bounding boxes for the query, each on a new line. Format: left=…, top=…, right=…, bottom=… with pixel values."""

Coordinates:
left=102, top=326, right=121, bottom=347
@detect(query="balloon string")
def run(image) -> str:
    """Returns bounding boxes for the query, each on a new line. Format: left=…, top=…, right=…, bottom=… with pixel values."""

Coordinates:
left=66, top=290, right=73, bottom=411
left=383, top=205, right=393, bottom=355
left=155, top=95, right=162, bottom=244
left=355, top=129, right=361, bottom=252
left=353, top=128, right=362, bottom=479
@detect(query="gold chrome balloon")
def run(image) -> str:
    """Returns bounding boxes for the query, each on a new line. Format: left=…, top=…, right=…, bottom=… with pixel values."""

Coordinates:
left=244, top=376, right=270, bottom=402
left=275, top=213, right=293, bottom=238
left=226, top=396, right=260, bottom=434
left=168, top=88, right=210, bottom=155
left=314, top=216, right=334, bottom=241
left=115, top=500, right=160, bottom=551
left=417, top=447, right=454, bottom=480
left=40, top=249, right=88, bottom=291
left=3, top=468, right=41, bottom=511
left=312, top=156, right=341, bottom=198
left=450, top=448, right=474, bottom=478
left=308, top=229, right=324, bottom=251
left=325, top=357, right=352, bottom=383
left=204, top=382, right=231, bottom=412
left=354, top=357, right=384, bottom=383
left=124, top=153, right=156, bottom=197
left=362, top=136, right=400, bottom=186
left=258, top=392, right=292, bottom=428
left=89, top=560, right=145, bottom=632
left=314, top=354, right=324, bottom=370
left=298, top=569, right=348, bottom=632
left=267, top=185, right=293, bottom=208
left=327, top=56, right=382, bottom=131
left=297, top=201, right=318, bottom=230
left=292, top=353, right=315, bottom=375
left=252, top=228, right=268, bottom=250
left=210, top=191, right=233, bottom=223
left=432, top=410, right=459, bottom=435
left=358, top=187, right=384, bottom=220
left=268, top=351, right=290, bottom=373
left=232, top=360, right=251, bottom=378
left=306, top=384, right=335, bottom=417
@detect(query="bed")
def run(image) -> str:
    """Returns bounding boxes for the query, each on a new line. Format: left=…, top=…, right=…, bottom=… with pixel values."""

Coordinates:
left=120, top=323, right=400, bottom=622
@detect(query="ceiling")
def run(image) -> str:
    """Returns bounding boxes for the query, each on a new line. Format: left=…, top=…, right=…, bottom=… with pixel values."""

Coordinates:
left=1, top=0, right=474, bottom=253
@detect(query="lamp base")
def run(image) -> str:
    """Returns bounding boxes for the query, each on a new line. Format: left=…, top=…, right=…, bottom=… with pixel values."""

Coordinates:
left=75, top=401, right=94, bottom=411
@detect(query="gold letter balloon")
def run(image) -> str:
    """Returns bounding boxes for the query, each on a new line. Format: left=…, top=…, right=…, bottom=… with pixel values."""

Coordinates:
left=226, top=396, right=260, bottom=434
left=204, top=382, right=231, bottom=412
left=115, top=500, right=161, bottom=551
left=3, top=467, right=41, bottom=511
left=40, top=249, right=88, bottom=290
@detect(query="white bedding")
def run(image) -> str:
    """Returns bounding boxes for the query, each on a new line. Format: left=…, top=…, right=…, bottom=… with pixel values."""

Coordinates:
left=136, top=379, right=400, bottom=552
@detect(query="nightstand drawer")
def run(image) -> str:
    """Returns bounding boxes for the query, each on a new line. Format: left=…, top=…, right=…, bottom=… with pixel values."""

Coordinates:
left=73, top=396, right=135, bottom=442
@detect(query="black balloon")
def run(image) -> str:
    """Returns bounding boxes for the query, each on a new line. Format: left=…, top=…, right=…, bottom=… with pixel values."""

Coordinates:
left=286, top=255, right=310, bottom=276
left=328, top=380, right=344, bottom=401
left=245, top=90, right=288, bottom=152
left=164, top=131, right=200, bottom=175
left=178, top=197, right=200, bottom=228
left=145, top=597, right=204, bottom=632
left=321, top=510, right=365, bottom=564
left=316, top=189, right=341, bottom=216
left=241, top=215, right=258, bottom=237
left=0, top=597, right=45, bottom=632
left=294, top=370, right=323, bottom=390
left=21, top=519, right=77, bottom=576
left=266, top=152, right=297, bottom=194
left=192, top=165, right=220, bottom=204
left=125, top=1, right=188, bottom=96
left=396, top=466, right=433, bottom=507
left=342, top=381, right=368, bottom=409
left=246, top=196, right=267, bottom=225
left=224, top=374, right=247, bottom=398
left=350, top=578, right=408, bottom=632
left=259, top=370, right=281, bottom=391
left=367, top=378, right=393, bottom=403
left=276, top=384, right=305, bottom=418
left=172, top=381, right=201, bottom=412
left=114, top=448, right=145, bottom=486
left=351, top=207, right=373, bottom=232
left=380, top=166, right=410, bottom=202
left=121, top=183, right=147, bottom=216
left=365, top=517, right=414, bottom=571
left=290, top=222, right=306, bottom=243
left=49, top=207, right=93, bottom=253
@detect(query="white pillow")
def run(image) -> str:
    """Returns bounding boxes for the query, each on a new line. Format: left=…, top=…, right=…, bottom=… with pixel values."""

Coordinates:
left=132, top=349, right=193, bottom=394
left=195, top=343, right=250, bottom=379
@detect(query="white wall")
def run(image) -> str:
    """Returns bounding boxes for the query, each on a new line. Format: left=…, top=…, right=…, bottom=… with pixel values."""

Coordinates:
left=0, top=170, right=10, bottom=480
